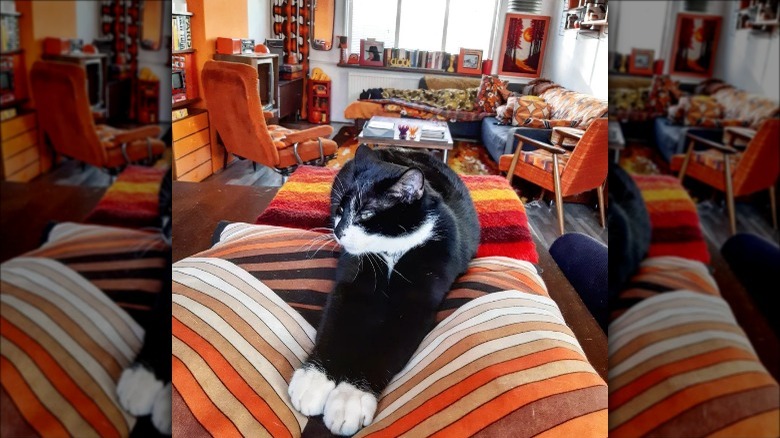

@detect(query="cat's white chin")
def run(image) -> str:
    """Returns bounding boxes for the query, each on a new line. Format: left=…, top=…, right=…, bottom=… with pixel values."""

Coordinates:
left=338, top=217, right=436, bottom=256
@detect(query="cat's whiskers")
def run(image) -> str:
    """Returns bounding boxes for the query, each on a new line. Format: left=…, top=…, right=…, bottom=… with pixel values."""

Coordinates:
left=375, top=254, right=412, bottom=284
left=300, top=233, right=333, bottom=254
left=310, top=234, right=337, bottom=258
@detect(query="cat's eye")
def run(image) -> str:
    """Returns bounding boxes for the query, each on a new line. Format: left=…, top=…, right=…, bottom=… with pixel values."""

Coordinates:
left=359, top=210, right=374, bottom=221
left=336, top=206, right=344, bottom=215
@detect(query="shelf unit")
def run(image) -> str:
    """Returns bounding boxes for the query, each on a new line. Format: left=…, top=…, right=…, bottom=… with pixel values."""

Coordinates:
left=307, top=79, right=331, bottom=124
left=561, top=0, right=608, bottom=39
left=735, top=0, right=779, bottom=31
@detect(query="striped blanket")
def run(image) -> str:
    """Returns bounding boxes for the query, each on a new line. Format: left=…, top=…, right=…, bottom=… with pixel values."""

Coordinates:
left=632, top=174, right=710, bottom=264
left=1, top=257, right=144, bottom=437
left=256, top=166, right=538, bottom=263
left=172, top=223, right=606, bottom=436
left=608, top=256, right=780, bottom=436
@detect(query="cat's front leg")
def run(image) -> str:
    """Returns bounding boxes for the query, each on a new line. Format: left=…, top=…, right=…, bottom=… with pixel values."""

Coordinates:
left=288, top=362, right=336, bottom=416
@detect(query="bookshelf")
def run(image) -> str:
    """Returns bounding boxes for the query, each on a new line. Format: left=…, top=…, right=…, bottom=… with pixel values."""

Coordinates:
left=336, top=63, right=482, bottom=78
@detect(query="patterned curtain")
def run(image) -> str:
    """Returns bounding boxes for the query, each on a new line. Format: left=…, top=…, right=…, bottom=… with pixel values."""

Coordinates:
left=271, top=0, right=311, bottom=118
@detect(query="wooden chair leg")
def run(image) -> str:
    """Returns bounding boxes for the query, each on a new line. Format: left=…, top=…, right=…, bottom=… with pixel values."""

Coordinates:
left=678, top=139, right=695, bottom=181
left=552, top=155, right=565, bottom=235
left=770, top=185, right=778, bottom=230
left=597, top=182, right=606, bottom=228
left=506, top=141, right=523, bottom=183
left=724, top=157, right=737, bottom=235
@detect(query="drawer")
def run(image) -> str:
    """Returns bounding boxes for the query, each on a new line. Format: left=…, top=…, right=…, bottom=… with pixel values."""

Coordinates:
left=173, top=128, right=210, bottom=160
left=174, top=144, right=212, bottom=178
left=3, top=146, right=39, bottom=176
left=173, top=112, right=209, bottom=141
left=2, top=129, right=38, bottom=160
left=1, top=113, right=36, bottom=141
left=6, top=159, right=40, bottom=182
left=177, top=159, right=213, bottom=182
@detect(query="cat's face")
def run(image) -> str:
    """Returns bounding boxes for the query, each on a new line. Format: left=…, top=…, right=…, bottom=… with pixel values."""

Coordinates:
left=331, top=146, right=432, bottom=255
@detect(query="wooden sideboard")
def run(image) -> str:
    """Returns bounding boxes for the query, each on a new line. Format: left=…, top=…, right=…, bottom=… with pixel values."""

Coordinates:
left=172, top=107, right=213, bottom=182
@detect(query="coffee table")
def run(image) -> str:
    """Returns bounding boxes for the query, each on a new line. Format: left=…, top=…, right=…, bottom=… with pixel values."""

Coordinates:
left=358, top=116, right=454, bottom=162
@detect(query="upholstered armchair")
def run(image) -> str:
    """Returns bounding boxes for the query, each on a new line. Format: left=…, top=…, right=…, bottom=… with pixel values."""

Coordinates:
left=673, top=119, right=779, bottom=235
left=499, top=118, right=608, bottom=235
left=201, top=60, right=337, bottom=178
left=30, top=61, right=165, bottom=173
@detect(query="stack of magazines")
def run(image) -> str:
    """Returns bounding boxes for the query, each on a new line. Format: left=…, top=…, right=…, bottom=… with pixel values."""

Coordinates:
left=420, top=126, right=447, bottom=141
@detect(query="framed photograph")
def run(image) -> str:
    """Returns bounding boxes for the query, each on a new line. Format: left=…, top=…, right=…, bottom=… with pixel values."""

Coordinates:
left=670, top=13, right=722, bottom=77
left=628, top=48, right=654, bottom=76
left=498, top=14, right=551, bottom=78
left=457, top=48, right=483, bottom=74
left=359, top=38, right=385, bottom=67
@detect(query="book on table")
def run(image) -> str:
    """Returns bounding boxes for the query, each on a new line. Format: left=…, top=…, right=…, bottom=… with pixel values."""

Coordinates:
left=363, top=120, right=395, bottom=139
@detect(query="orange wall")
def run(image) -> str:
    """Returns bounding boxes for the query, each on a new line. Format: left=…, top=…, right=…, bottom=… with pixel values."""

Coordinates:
left=188, top=0, right=249, bottom=109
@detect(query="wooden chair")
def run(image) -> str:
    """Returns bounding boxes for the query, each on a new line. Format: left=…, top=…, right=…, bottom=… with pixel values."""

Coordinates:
left=675, top=119, right=779, bottom=235
left=500, top=118, right=608, bottom=235
left=201, top=60, right=337, bottom=178
left=30, top=61, right=165, bottom=173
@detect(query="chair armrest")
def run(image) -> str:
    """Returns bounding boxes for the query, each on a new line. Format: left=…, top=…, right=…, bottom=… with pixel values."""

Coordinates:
left=263, top=111, right=274, bottom=120
left=515, top=132, right=567, bottom=154
left=686, top=133, right=738, bottom=154
left=283, top=125, right=334, bottom=145
left=552, top=127, right=585, bottom=142
left=113, top=125, right=161, bottom=144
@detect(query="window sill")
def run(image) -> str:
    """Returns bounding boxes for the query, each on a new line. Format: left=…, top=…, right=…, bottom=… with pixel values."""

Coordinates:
left=336, top=63, right=482, bottom=78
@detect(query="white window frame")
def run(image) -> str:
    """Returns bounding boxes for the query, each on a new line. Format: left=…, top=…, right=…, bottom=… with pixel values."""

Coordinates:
left=346, top=0, right=501, bottom=55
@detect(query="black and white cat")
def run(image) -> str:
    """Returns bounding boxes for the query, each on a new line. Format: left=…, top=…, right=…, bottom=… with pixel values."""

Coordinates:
left=116, top=169, right=172, bottom=436
left=288, top=146, right=479, bottom=436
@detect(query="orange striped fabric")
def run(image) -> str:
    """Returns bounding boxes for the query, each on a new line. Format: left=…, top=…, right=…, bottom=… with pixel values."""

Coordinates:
left=1, top=257, right=143, bottom=437
left=172, top=224, right=606, bottom=437
left=609, top=290, right=779, bottom=437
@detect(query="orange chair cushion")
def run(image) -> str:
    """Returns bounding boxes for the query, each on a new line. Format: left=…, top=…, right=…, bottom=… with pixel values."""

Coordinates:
left=671, top=150, right=742, bottom=174
left=94, top=125, right=165, bottom=168
left=498, top=149, right=570, bottom=175
left=277, top=137, right=338, bottom=168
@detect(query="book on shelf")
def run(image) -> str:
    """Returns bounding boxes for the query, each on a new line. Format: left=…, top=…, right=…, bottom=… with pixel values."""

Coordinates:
left=280, top=63, right=303, bottom=72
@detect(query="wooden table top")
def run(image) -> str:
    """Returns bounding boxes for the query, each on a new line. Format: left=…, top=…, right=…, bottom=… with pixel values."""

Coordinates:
left=172, top=181, right=607, bottom=380
left=0, top=182, right=106, bottom=262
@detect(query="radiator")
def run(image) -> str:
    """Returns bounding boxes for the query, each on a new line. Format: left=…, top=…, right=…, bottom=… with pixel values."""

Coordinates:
left=347, top=71, right=421, bottom=103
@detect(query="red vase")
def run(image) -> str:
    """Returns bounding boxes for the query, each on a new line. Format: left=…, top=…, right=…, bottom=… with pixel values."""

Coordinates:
left=482, top=59, right=493, bottom=75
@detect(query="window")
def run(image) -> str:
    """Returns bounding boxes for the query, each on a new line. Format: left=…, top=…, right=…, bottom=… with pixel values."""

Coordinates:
left=349, top=0, right=500, bottom=56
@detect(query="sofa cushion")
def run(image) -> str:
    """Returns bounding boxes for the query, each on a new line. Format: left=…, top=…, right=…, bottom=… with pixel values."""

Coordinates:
left=475, top=75, right=507, bottom=113
left=683, top=95, right=724, bottom=127
left=481, top=117, right=515, bottom=162
left=513, top=96, right=550, bottom=126
left=711, top=86, right=780, bottom=128
left=539, top=86, right=607, bottom=129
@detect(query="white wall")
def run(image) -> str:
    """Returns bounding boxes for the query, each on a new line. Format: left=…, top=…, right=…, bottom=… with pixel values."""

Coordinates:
left=544, top=0, right=608, bottom=99
left=76, top=1, right=101, bottom=43
left=137, top=0, right=172, bottom=122
left=247, top=0, right=270, bottom=45
left=715, top=1, right=779, bottom=102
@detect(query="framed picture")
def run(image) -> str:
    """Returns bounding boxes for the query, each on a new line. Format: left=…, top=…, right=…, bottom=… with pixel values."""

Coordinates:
left=359, top=38, right=385, bottom=67
left=498, top=14, right=551, bottom=78
left=457, top=48, right=483, bottom=74
left=628, top=49, right=654, bottom=76
left=670, top=13, right=722, bottom=77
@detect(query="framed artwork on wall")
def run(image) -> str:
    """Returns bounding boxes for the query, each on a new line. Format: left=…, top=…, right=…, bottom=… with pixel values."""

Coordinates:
left=497, top=13, right=551, bottom=78
left=628, top=48, right=654, bottom=76
left=457, top=48, right=483, bottom=75
left=670, top=13, right=722, bottom=78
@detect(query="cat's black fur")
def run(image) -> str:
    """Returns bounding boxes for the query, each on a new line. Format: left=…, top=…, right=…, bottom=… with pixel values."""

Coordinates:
left=303, top=145, right=479, bottom=395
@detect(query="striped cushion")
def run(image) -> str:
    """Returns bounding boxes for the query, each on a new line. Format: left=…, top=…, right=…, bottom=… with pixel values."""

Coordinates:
left=1, top=257, right=144, bottom=437
left=609, top=291, right=780, bottom=437
left=172, top=223, right=607, bottom=436
left=520, top=149, right=570, bottom=174
left=691, top=149, right=742, bottom=173
left=25, top=223, right=168, bottom=328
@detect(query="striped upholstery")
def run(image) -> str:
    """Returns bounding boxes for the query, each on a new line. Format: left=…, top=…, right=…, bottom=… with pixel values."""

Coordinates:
left=609, top=290, right=780, bottom=437
left=25, top=223, right=168, bottom=327
left=632, top=174, right=710, bottom=264
left=499, top=149, right=570, bottom=175
left=172, top=223, right=607, bottom=436
left=1, top=257, right=143, bottom=437
left=255, top=166, right=538, bottom=263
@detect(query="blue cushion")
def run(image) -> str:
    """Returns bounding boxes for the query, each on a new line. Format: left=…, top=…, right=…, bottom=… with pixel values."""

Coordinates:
left=654, top=118, right=721, bottom=161
left=481, top=117, right=515, bottom=162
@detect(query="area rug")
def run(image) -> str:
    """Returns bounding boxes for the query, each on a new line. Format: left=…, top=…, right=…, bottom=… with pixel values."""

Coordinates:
left=84, top=165, right=167, bottom=228
left=256, top=166, right=538, bottom=263
left=326, top=137, right=500, bottom=176
left=632, top=174, right=710, bottom=264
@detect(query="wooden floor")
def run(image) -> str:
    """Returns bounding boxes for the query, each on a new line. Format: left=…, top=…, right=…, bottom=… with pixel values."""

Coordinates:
left=698, top=200, right=778, bottom=249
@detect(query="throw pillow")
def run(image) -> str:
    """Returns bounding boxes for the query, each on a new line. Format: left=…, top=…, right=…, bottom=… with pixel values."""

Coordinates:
left=496, top=95, right=519, bottom=124
left=684, top=95, right=724, bottom=126
left=476, top=74, right=508, bottom=113
left=513, top=96, right=550, bottom=126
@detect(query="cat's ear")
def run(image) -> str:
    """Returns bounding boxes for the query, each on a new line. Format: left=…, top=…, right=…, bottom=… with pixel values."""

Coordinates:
left=388, top=169, right=424, bottom=202
left=354, top=145, right=376, bottom=162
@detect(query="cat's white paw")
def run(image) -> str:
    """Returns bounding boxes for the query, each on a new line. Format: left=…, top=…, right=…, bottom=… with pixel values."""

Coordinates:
left=151, top=382, right=172, bottom=435
left=288, top=366, right=336, bottom=416
left=323, top=382, right=377, bottom=436
left=117, top=365, right=164, bottom=416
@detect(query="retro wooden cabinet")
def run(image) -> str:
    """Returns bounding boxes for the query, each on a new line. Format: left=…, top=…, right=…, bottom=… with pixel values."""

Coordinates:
left=172, top=107, right=214, bottom=182
left=1, top=110, right=42, bottom=182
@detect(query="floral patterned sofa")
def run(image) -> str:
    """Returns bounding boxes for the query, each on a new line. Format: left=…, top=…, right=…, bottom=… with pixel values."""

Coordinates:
left=481, top=79, right=607, bottom=162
